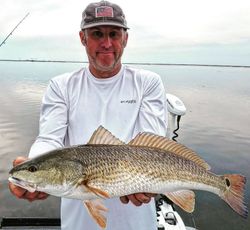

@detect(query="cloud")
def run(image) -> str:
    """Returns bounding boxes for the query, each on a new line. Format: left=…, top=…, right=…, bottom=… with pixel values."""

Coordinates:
left=1, top=0, right=250, bottom=65
left=1, top=0, right=250, bottom=43
left=127, top=0, right=250, bottom=46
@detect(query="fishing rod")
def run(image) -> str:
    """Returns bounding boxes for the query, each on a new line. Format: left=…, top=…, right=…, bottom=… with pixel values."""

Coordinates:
left=0, top=12, right=30, bottom=47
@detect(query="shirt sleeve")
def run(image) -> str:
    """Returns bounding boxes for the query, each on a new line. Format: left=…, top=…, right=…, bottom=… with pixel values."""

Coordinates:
left=134, top=72, right=168, bottom=137
left=29, top=78, right=68, bottom=158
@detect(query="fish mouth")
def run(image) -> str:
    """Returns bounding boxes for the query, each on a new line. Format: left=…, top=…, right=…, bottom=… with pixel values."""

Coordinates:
left=8, top=176, right=37, bottom=193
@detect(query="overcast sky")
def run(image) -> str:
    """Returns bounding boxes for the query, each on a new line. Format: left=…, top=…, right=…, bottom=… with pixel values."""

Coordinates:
left=1, top=0, right=250, bottom=65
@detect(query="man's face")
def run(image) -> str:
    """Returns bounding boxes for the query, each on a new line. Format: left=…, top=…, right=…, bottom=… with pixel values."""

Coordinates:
left=79, top=26, right=128, bottom=77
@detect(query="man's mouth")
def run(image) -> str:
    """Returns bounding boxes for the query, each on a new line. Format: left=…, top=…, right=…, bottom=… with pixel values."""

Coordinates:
left=98, top=52, right=114, bottom=55
left=97, top=49, right=114, bottom=54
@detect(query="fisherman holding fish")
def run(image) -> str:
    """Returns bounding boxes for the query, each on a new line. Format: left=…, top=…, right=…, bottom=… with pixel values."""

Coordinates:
left=9, top=1, right=248, bottom=229
left=9, top=1, right=168, bottom=229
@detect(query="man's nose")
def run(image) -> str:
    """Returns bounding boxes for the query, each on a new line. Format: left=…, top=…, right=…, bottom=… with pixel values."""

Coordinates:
left=101, top=35, right=112, bottom=49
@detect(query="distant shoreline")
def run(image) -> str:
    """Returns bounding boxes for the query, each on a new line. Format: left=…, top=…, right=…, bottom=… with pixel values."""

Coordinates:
left=0, top=59, right=250, bottom=68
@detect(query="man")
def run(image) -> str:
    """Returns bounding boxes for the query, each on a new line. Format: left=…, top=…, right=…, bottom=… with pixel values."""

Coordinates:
left=9, top=1, right=167, bottom=229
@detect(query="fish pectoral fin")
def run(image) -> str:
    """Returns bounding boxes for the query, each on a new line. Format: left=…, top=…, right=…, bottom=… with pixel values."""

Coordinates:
left=84, top=183, right=110, bottom=199
left=87, top=126, right=125, bottom=145
left=84, top=199, right=108, bottom=229
left=165, top=190, right=195, bottom=213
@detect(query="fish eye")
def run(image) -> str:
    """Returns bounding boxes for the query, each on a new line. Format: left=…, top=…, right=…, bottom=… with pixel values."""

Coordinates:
left=28, top=165, right=38, bottom=173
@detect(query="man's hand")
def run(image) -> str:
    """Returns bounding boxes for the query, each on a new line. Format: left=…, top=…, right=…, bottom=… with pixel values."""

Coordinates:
left=120, top=193, right=156, bottom=206
left=8, top=156, right=49, bottom=202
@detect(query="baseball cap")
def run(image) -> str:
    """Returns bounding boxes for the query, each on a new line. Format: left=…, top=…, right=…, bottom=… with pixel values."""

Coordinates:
left=80, top=1, right=129, bottom=30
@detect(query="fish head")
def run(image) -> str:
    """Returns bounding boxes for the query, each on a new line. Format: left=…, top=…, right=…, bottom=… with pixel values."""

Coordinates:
left=8, top=152, right=87, bottom=196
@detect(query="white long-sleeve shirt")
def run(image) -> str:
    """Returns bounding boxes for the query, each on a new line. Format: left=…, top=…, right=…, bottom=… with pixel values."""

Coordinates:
left=29, top=65, right=168, bottom=230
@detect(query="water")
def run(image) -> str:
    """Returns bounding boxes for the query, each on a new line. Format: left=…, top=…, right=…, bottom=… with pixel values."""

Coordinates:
left=0, top=62, right=249, bottom=229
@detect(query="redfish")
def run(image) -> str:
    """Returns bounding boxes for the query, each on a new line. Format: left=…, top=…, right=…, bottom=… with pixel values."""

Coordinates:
left=9, top=126, right=248, bottom=228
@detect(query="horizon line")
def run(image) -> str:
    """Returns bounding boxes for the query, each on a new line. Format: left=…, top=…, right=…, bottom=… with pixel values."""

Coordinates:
left=0, top=58, right=250, bottom=68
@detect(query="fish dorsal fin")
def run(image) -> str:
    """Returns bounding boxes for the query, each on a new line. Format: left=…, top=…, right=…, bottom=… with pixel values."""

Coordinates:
left=128, top=133, right=210, bottom=170
left=165, top=190, right=195, bottom=213
left=88, top=126, right=125, bottom=145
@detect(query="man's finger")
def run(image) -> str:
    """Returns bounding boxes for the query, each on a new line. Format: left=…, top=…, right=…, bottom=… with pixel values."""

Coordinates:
left=134, top=193, right=151, bottom=204
left=120, top=196, right=129, bottom=204
left=25, top=191, right=40, bottom=201
left=8, top=182, right=27, bottom=198
left=127, top=194, right=142, bottom=206
left=37, top=192, right=49, bottom=200
left=13, top=156, right=28, bottom=166
left=144, top=193, right=156, bottom=198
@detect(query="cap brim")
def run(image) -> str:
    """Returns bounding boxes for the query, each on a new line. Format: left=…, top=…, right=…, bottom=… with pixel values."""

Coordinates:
left=81, top=21, right=129, bottom=30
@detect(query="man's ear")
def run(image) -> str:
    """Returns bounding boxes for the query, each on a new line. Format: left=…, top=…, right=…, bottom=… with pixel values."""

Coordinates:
left=123, top=32, right=128, bottom=47
left=79, top=31, right=86, bottom=46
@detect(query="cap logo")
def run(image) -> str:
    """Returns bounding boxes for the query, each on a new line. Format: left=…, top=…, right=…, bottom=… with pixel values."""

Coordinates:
left=95, top=6, right=114, bottom=18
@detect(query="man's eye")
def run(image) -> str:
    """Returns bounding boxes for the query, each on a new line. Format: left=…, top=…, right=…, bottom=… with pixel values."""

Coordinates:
left=109, top=31, right=117, bottom=38
left=92, top=31, right=103, bottom=38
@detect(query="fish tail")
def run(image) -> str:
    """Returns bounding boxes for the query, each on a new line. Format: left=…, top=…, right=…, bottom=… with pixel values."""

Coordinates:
left=221, top=174, right=248, bottom=218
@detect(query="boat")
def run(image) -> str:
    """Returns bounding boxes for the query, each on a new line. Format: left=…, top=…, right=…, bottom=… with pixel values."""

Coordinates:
left=155, top=94, right=197, bottom=230
left=0, top=217, right=60, bottom=229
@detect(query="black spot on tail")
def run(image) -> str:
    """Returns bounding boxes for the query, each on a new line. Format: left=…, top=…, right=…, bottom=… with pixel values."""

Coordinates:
left=226, top=178, right=231, bottom=187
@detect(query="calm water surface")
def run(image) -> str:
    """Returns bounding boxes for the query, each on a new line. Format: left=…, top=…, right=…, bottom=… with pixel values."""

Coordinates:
left=0, top=62, right=249, bottom=229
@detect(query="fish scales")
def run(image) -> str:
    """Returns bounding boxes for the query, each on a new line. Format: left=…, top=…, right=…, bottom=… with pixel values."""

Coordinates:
left=51, top=144, right=225, bottom=197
